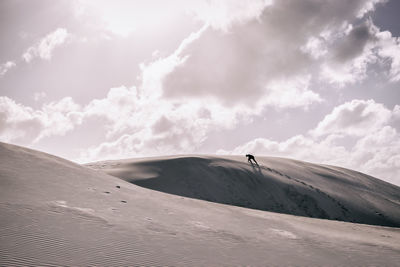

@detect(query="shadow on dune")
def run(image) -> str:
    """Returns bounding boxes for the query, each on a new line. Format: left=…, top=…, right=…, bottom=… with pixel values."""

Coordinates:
left=96, top=157, right=400, bottom=227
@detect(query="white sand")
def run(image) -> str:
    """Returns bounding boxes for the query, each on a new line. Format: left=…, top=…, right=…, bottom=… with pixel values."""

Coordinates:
left=1, top=142, right=400, bottom=266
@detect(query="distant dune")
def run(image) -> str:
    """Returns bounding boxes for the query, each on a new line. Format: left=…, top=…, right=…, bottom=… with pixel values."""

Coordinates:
left=1, top=142, right=400, bottom=266
left=88, top=155, right=400, bottom=227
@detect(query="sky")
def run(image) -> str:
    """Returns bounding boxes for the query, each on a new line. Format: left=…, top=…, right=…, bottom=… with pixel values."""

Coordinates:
left=0, top=0, right=400, bottom=186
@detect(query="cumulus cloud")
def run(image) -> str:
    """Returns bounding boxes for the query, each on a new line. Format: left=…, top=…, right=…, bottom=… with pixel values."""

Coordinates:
left=352, top=126, right=400, bottom=183
left=79, top=84, right=241, bottom=162
left=0, top=61, right=16, bottom=76
left=0, top=81, right=241, bottom=162
left=219, top=99, right=400, bottom=186
left=260, top=75, right=322, bottom=109
left=376, top=30, right=400, bottom=82
left=0, top=96, right=82, bottom=144
left=312, top=99, right=392, bottom=137
left=392, top=105, right=400, bottom=126
left=22, top=28, right=69, bottom=62
left=301, top=36, right=328, bottom=60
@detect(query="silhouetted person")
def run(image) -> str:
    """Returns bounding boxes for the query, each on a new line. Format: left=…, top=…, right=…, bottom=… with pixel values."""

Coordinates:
left=246, top=154, right=258, bottom=165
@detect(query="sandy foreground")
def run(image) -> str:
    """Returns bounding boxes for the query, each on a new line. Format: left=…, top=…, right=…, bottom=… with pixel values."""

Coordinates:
left=1, top=142, right=400, bottom=266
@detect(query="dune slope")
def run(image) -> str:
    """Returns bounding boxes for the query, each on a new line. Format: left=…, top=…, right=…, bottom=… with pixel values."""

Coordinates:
left=88, top=156, right=400, bottom=227
left=1, top=142, right=400, bottom=266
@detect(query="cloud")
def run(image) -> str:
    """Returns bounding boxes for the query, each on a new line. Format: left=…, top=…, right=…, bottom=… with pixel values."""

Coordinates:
left=301, top=36, right=328, bottom=60
left=376, top=30, right=400, bottom=82
left=351, top=126, right=400, bottom=184
left=22, top=28, right=69, bottom=62
left=219, top=100, right=400, bottom=186
left=138, top=25, right=207, bottom=99
left=312, top=99, right=392, bottom=137
left=260, top=75, right=322, bottom=109
left=318, top=21, right=380, bottom=86
left=392, top=105, right=400, bottom=126
left=0, top=81, right=240, bottom=162
left=156, top=0, right=386, bottom=108
left=356, top=0, right=384, bottom=18
left=0, top=96, right=82, bottom=145
left=0, top=61, right=16, bottom=76
left=79, top=84, right=241, bottom=162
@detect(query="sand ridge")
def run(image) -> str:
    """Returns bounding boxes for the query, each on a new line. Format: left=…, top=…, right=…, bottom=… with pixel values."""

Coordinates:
left=88, top=155, right=400, bottom=227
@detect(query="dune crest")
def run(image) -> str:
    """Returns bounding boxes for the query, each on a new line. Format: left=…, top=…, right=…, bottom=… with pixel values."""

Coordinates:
left=88, top=155, right=400, bottom=227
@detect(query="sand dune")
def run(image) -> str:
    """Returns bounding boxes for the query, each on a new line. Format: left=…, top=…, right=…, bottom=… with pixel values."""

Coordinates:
left=1, top=142, right=400, bottom=266
left=88, top=155, right=400, bottom=227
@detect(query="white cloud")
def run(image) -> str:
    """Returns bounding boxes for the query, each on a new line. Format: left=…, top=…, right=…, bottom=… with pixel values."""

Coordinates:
left=79, top=84, right=241, bottom=162
left=22, top=28, right=69, bottom=62
left=301, top=36, right=328, bottom=60
left=356, top=0, right=385, bottom=18
left=0, top=61, right=16, bottom=76
left=392, top=105, right=400, bottom=124
left=0, top=96, right=82, bottom=144
left=0, top=79, right=241, bottom=162
left=376, top=30, right=400, bottom=82
left=312, top=99, right=392, bottom=137
left=261, top=75, right=322, bottom=109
